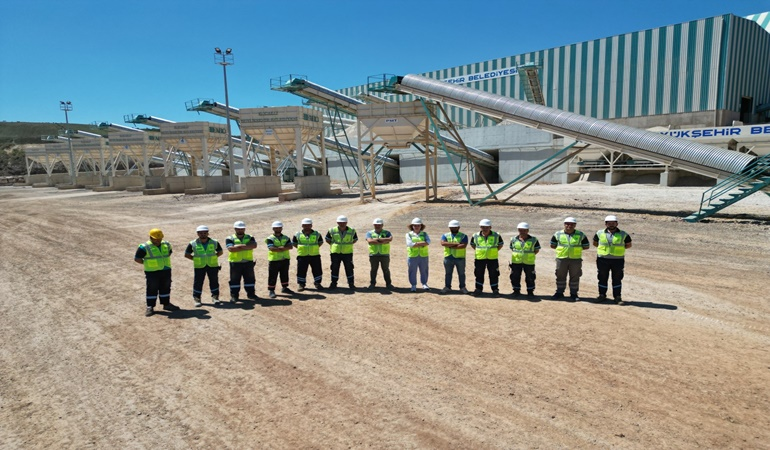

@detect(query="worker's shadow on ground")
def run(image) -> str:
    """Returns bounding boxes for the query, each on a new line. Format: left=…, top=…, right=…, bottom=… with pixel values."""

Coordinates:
left=161, top=309, right=212, bottom=320
left=576, top=298, right=678, bottom=310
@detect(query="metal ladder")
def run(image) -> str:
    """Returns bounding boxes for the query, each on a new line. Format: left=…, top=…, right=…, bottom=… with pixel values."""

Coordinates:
left=684, top=154, right=770, bottom=222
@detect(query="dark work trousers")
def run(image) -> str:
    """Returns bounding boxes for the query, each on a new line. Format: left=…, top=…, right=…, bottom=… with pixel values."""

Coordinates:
left=193, top=266, right=220, bottom=297
left=597, top=257, right=625, bottom=297
left=268, top=259, right=290, bottom=290
left=145, top=270, right=172, bottom=307
left=509, top=263, right=536, bottom=292
left=369, top=254, right=391, bottom=286
left=474, top=259, right=500, bottom=292
left=330, top=253, right=355, bottom=286
left=296, top=255, right=323, bottom=286
left=229, top=261, right=255, bottom=296
left=554, top=258, right=582, bottom=295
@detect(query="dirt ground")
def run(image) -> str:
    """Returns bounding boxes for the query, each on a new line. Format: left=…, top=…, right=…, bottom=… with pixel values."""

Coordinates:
left=1, top=181, right=769, bottom=449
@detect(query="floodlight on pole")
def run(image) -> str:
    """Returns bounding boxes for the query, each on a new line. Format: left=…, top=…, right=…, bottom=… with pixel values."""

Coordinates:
left=214, top=47, right=236, bottom=193
left=60, top=100, right=76, bottom=185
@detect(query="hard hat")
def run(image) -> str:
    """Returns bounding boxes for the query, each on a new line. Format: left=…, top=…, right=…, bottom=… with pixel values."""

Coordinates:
left=372, top=218, right=384, bottom=225
left=271, top=221, right=283, bottom=228
left=605, top=215, right=618, bottom=222
left=448, top=220, right=460, bottom=228
left=196, top=225, right=209, bottom=232
left=517, top=222, right=530, bottom=230
left=336, top=215, right=348, bottom=223
left=301, top=218, right=313, bottom=225
left=149, top=228, right=164, bottom=239
left=233, top=221, right=246, bottom=229
left=479, top=219, right=492, bottom=227
left=411, top=217, right=423, bottom=225
left=564, top=217, right=577, bottom=224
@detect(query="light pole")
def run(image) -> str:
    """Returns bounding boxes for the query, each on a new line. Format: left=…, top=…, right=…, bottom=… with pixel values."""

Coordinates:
left=214, top=47, right=236, bottom=192
left=60, top=100, right=76, bottom=185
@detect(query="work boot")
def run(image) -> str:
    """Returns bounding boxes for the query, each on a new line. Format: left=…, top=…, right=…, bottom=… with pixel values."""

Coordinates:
left=492, top=289, right=499, bottom=296
left=281, top=287, right=295, bottom=294
left=193, top=296, right=202, bottom=307
left=349, top=284, right=356, bottom=290
left=367, top=284, right=375, bottom=290
left=440, top=287, right=449, bottom=294
left=614, top=295, right=625, bottom=305
left=162, top=303, right=180, bottom=311
left=597, top=294, right=607, bottom=301
left=246, top=293, right=259, bottom=300
left=329, top=283, right=338, bottom=290
left=212, top=295, right=221, bottom=306
left=386, top=283, right=395, bottom=290
left=551, top=292, right=564, bottom=300
left=422, top=284, right=430, bottom=291
left=569, top=292, right=580, bottom=302
left=472, top=290, right=482, bottom=297
left=512, top=290, right=521, bottom=298
left=314, top=283, right=325, bottom=290
left=297, top=284, right=305, bottom=292
left=268, top=290, right=276, bottom=299
left=461, top=287, right=470, bottom=294
left=230, top=294, right=238, bottom=303
left=527, top=290, right=535, bottom=297
left=145, top=307, right=154, bottom=317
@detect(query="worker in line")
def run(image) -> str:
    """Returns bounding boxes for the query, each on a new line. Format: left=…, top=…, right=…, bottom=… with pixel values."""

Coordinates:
left=406, top=218, right=431, bottom=292
left=593, top=215, right=632, bottom=304
left=325, top=216, right=358, bottom=290
left=440, top=220, right=469, bottom=294
left=134, top=228, right=179, bottom=317
left=470, top=219, right=504, bottom=296
left=266, top=221, right=294, bottom=298
left=226, top=221, right=258, bottom=303
left=185, top=225, right=223, bottom=306
left=366, top=218, right=394, bottom=289
left=293, top=218, right=324, bottom=291
left=509, top=222, right=540, bottom=298
left=550, top=217, right=590, bottom=302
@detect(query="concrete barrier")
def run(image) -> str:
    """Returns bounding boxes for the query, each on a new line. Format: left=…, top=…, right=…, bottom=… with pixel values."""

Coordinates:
left=241, top=176, right=282, bottom=198
left=278, top=191, right=303, bottom=202
left=221, top=192, right=249, bottom=201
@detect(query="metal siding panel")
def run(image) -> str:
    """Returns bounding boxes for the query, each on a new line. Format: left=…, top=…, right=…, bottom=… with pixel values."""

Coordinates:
left=684, top=21, right=698, bottom=112
left=557, top=46, right=565, bottom=110
left=591, top=40, right=600, bottom=118
left=580, top=41, right=588, bottom=116
left=569, top=43, right=577, bottom=113
left=717, top=15, right=732, bottom=111
left=614, top=34, right=626, bottom=119
left=642, top=29, right=653, bottom=116
left=546, top=49, right=555, bottom=108
left=601, top=38, right=610, bottom=119
left=627, top=32, right=639, bottom=117
left=697, top=18, right=713, bottom=111
left=659, top=26, right=671, bottom=114
left=670, top=23, right=682, bottom=113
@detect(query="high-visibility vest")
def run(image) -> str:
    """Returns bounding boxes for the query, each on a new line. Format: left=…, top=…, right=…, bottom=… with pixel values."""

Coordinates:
left=553, top=231, right=586, bottom=259
left=442, top=232, right=466, bottom=258
left=295, top=231, right=322, bottom=257
left=328, top=227, right=356, bottom=254
left=407, top=231, right=429, bottom=258
left=227, top=234, right=254, bottom=263
left=596, top=229, right=628, bottom=257
left=473, top=232, right=501, bottom=260
left=266, top=234, right=291, bottom=261
left=141, top=240, right=171, bottom=272
left=510, top=235, right=538, bottom=265
left=368, top=230, right=391, bottom=255
left=190, top=239, right=219, bottom=268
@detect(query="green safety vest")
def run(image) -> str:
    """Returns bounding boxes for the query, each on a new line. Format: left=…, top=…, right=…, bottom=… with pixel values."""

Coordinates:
left=368, top=230, right=391, bottom=255
left=596, top=229, right=628, bottom=257
left=328, top=227, right=356, bottom=254
left=442, top=232, right=466, bottom=258
left=266, top=234, right=291, bottom=261
left=473, top=232, right=501, bottom=260
left=227, top=234, right=254, bottom=263
left=190, top=239, right=219, bottom=268
left=407, top=231, right=429, bottom=258
left=510, top=235, right=538, bottom=265
left=295, top=231, right=322, bottom=257
left=553, top=231, right=586, bottom=259
left=141, top=240, right=171, bottom=272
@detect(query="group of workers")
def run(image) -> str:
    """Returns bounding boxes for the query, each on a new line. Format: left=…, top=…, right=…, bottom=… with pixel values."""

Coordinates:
left=135, top=215, right=631, bottom=317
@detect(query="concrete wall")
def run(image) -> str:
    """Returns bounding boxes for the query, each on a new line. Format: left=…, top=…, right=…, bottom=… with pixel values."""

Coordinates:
left=26, top=173, right=72, bottom=186
left=241, top=176, right=281, bottom=198
left=109, top=176, right=145, bottom=190
left=294, top=175, right=332, bottom=198
left=162, top=176, right=202, bottom=193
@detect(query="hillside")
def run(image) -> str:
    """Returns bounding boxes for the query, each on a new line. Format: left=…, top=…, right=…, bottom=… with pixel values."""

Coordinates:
left=0, top=121, right=107, bottom=146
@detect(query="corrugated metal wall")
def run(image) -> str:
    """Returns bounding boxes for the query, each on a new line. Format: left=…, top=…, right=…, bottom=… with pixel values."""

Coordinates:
left=339, top=13, right=770, bottom=129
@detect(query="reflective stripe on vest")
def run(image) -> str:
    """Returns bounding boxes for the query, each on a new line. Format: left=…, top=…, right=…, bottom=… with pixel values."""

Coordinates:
left=596, top=229, right=628, bottom=257
left=554, top=231, right=585, bottom=259
left=295, top=231, right=322, bottom=257
left=368, top=230, right=391, bottom=255
left=227, top=234, right=253, bottom=263
left=190, top=239, right=219, bottom=268
left=329, top=227, right=355, bottom=254
left=142, top=240, right=171, bottom=272
left=473, top=232, right=500, bottom=260
left=443, top=232, right=466, bottom=258
left=266, top=234, right=291, bottom=261
left=510, top=236, right=538, bottom=265
left=407, top=231, right=429, bottom=258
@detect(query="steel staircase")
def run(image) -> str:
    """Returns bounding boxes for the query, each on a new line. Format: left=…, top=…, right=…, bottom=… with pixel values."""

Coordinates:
left=684, top=154, right=770, bottom=222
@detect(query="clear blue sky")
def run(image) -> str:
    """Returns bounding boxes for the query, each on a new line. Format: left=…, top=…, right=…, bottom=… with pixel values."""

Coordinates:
left=1, top=0, right=768, bottom=127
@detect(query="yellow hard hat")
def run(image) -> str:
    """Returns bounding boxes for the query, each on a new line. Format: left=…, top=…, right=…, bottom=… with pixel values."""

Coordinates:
left=149, top=228, right=164, bottom=239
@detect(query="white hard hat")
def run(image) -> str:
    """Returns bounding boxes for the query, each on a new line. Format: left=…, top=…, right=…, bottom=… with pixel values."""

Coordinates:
left=372, top=218, right=384, bottom=225
left=233, top=221, right=246, bottom=229
left=448, top=220, right=460, bottom=228
left=336, top=215, right=348, bottom=223
left=411, top=217, right=423, bottom=225
left=479, top=219, right=492, bottom=227
left=605, top=215, right=618, bottom=222
left=301, top=218, right=313, bottom=225
left=196, top=225, right=209, bottom=232
left=271, top=221, right=283, bottom=228
left=564, top=217, right=577, bottom=223
left=517, top=222, right=530, bottom=229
